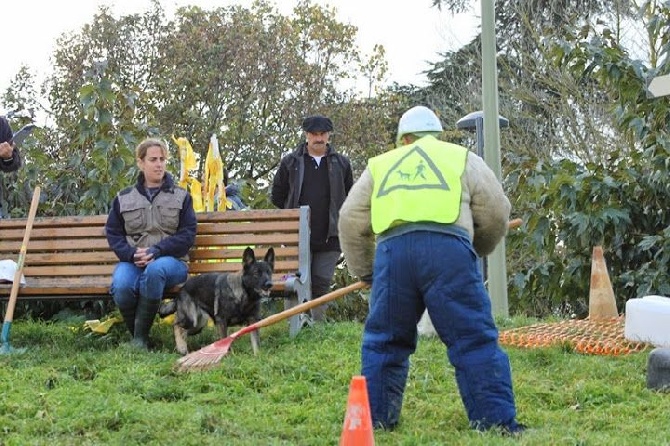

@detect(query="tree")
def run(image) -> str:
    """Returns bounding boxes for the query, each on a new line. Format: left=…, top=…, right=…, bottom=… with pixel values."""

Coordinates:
left=2, top=0, right=398, bottom=215
left=504, top=0, right=670, bottom=315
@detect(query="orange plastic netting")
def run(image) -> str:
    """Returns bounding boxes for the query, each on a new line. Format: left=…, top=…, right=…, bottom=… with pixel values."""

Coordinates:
left=498, top=316, right=649, bottom=356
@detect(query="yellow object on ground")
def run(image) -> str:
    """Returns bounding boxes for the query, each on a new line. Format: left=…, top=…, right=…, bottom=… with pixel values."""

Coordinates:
left=83, top=317, right=121, bottom=334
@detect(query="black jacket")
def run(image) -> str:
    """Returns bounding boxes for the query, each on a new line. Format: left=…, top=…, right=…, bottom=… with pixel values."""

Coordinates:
left=0, top=117, right=21, bottom=173
left=271, top=142, right=353, bottom=240
left=0, top=117, right=21, bottom=216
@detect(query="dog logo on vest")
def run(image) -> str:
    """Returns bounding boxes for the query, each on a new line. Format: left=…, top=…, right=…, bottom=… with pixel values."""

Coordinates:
left=377, top=146, right=450, bottom=197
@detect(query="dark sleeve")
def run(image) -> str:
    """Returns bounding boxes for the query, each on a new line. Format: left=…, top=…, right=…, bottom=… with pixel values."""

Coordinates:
left=344, top=156, right=354, bottom=195
left=0, top=117, right=12, bottom=143
left=105, top=197, right=136, bottom=262
left=0, top=147, right=21, bottom=172
left=0, top=118, right=20, bottom=173
left=154, top=193, right=197, bottom=258
left=270, top=159, right=288, bottom=209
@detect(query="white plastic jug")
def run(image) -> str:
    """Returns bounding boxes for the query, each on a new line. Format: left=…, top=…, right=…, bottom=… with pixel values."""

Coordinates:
left=624, top=295, right=670, bottom=347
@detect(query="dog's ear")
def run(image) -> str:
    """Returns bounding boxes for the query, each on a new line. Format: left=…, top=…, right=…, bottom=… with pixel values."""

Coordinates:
left=243, top=247, right=256, bottom=267
left=264, top=247, right=275, bottom=269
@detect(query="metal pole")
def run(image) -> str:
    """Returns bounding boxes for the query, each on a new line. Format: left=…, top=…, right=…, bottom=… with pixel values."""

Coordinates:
left=474, top=118, right=487, bottom=280
left=481, top=0, right=509, bottom=317
left=474, top=118, right=484, bottom=157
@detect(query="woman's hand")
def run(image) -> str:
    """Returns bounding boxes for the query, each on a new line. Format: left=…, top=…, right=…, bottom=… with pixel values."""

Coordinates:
left=133, top=247, right=155, bottom=267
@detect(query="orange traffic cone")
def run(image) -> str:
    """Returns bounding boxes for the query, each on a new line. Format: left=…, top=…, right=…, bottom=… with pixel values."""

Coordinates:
left=340, top=375, right=375, bottom=446
left=588, top=246, right=619, bottom=320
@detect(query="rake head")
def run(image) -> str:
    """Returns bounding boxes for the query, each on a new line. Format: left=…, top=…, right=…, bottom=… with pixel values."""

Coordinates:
left=174, top=336, right=235, bottom=372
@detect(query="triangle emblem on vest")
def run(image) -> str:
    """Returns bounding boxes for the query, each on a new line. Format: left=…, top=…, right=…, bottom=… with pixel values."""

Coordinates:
left=376, top=146, right=450, bottom=197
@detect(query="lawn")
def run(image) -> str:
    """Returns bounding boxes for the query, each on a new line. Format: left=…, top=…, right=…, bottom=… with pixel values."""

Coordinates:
left=1, top=314, right=668, bottom=445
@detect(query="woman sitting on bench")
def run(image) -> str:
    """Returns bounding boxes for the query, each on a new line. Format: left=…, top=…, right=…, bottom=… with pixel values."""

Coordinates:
left=105, top=138, right=197, bottom=350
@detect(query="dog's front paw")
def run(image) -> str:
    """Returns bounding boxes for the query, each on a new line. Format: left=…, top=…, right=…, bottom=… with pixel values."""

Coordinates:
left=176, top=346, right=188, bottom=355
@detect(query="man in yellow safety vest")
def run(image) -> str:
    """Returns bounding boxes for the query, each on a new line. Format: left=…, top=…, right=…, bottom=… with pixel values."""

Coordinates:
left=338, top=105, right=525, bottom=435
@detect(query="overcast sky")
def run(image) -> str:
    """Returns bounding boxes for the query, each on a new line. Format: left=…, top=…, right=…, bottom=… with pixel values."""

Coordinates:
left=1, top=0, right=480, bottom=108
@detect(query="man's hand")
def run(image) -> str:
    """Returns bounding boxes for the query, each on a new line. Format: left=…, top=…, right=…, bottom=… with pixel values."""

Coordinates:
left=0, top=141, right=13, bottom=160
left=360, top=274, right=373, bottom=286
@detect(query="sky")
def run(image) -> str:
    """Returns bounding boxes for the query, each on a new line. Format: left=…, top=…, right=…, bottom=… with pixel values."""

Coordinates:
left=1, top=0, right=481, bottom=109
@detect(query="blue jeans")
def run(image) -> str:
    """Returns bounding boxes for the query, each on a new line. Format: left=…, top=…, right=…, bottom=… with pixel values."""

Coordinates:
left=110, top=257, right=188, bottom=310
left=362, top=231, right=517, bottom=430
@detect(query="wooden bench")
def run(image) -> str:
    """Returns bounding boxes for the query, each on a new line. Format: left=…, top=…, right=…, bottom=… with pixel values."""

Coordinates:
left=0, top=206, right=313, bottom=336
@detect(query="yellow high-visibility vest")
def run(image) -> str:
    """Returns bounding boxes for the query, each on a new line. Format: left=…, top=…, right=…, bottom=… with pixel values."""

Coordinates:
left=368, top=135, right=468, bottom=234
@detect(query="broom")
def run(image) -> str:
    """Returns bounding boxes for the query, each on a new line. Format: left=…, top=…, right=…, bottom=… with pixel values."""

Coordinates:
left=0, top=186, right=41, bottom=354
left=176, top=280, right=368, bottom=371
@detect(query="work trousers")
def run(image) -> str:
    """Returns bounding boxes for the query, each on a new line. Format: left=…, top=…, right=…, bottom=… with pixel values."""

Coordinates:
left=362, top=230, right=517, bottom=430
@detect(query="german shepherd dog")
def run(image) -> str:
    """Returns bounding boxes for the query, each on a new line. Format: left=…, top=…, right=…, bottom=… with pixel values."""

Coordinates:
left=159, top=247, right=275, bottom=355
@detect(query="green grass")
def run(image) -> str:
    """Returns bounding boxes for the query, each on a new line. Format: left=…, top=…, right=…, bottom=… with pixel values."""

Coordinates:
left=1, top=315, right=669, bottom=445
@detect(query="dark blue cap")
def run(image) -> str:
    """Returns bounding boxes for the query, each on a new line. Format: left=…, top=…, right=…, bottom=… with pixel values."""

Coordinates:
left=302, top=115, right=333, bottom=132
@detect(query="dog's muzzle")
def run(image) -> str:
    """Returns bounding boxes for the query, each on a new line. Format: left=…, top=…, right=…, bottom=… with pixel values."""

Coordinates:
left=259, top=281, right=273, bottom=297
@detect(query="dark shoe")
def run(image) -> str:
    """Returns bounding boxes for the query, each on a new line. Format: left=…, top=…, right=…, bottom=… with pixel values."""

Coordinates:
left=372, top=420, right=398, bottom=431
left=310, top=304, right=328, bottom=322
left=500, top=422, right=526, bottom=437
left=472, top=420, right=527, bottom=437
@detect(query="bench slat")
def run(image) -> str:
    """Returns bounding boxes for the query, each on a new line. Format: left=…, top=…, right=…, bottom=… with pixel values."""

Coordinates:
left=196, top=220, right=300, bottom=234
left=0, top=214, right=108, bottom=229
left=13, top=247, right=298, bottom=266
left=0, top=273, right=291, bottom=296
left=19, top=260, right=300, bottom=278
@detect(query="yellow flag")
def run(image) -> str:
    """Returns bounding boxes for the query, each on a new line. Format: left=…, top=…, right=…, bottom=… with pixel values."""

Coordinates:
left=172, top=135, right=198, bottom=188
left=173, top=135, right=204, bottom=211
left=188, top=177, right=205, bottom=212
left=203, top=134, right=227, bottom=211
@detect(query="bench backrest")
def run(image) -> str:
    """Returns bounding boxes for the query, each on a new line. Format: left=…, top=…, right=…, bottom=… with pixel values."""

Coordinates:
left=0, top=207, right=310, bottom=300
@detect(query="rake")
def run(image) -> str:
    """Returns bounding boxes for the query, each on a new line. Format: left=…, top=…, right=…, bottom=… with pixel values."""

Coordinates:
left=1, top=186, right=40, bottom=355
left=175, top=280, right=368, bottom=371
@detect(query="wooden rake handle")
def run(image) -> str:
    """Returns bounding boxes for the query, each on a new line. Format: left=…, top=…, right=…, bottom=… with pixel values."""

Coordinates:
left=251, top=281, right=368, bottom=331
left=4, top=187, right=41, bottom=324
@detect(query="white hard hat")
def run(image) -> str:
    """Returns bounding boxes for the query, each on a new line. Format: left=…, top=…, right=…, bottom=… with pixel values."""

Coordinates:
left=396, top=106, right=443, bottom=144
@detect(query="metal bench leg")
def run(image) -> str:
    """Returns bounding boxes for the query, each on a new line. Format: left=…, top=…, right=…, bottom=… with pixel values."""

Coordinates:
left=283, top=273, right=312, bottom=337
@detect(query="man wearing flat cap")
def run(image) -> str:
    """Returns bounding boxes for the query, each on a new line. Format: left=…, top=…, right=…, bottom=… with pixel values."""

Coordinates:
left=301, top=115, right=333, bottom=133
left=271, top=114, right=353, bottom=322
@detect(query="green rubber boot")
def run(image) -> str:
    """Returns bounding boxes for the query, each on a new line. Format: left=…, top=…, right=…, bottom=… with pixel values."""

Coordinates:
left=132, top=299, right=160, bottom=350
left=118, top=306, right=136, bottom=336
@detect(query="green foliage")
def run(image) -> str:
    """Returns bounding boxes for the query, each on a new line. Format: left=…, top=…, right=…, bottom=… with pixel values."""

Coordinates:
left=505, top=150, right=668, bottom=317
left=328, top=262, right=370, bottom=322
left=505, top=3, right=670, bottom=317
